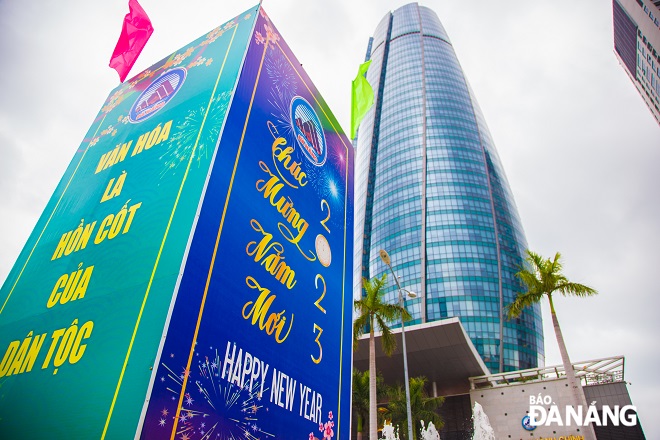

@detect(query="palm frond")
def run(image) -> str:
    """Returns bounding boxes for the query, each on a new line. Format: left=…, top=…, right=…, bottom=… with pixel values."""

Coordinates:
left=362, top=274, right=387, bottom=300
left=550, top=252, right=563, bottom=275
left=401, top=304, right=413, bottom=322
left=352, top=369, right=370, bottom=417
left=385, top=376, right=445, bottom=437
left=355, top=273, right=416, bottom=356
left=526, top=250, right=546, bottom=273
left=556, top=281, right=598, bottom=297
left=508, top=249, right=597, bottom=319
left=377, top=315, right=397, bottom=356
left=515, top=269, right=540, bottom=289
left=352, top=312, right=371, bottom=350
left=506, top=290, right=544, bottom=318
left=379, top=302, right=406, bottom=322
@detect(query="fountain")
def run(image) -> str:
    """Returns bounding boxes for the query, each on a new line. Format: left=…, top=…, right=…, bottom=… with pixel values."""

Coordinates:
left=380, top=421, right=400, bottom=440
left=419, top=420, right=441, bottom=440
left=471, top=402, right=496, bottom=440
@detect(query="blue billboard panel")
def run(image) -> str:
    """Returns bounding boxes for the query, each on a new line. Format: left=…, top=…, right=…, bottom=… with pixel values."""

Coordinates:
left=140, top=7, right=354, bottom=440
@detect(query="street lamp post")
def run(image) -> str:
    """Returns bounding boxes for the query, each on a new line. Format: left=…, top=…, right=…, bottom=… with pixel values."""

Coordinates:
left=379, top=249, right=415, bottom=440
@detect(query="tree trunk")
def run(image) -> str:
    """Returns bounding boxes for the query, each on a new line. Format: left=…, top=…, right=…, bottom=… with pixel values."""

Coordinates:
left=548, top=295, right=596, bottom=440
left=369, top=321, right=377, bottom=440
left=357, top=414, right=363, bottom=440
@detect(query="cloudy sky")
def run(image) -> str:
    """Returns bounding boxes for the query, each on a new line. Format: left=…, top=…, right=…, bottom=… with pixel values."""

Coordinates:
left=1, top=0, right=658, bottom=436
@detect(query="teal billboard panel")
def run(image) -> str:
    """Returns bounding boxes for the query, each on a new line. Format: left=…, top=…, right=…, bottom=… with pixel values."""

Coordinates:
left=0, top=5, right=353, bottom=440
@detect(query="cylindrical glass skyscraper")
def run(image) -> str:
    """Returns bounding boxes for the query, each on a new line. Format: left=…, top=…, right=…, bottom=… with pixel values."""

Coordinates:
left=354, top=3, right=544, bottom=372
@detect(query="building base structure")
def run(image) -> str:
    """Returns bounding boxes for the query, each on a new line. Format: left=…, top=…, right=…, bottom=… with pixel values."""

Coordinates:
left=354, top=319, right=490, bottom=439
left=354, top=321, right=645, bottom=439
left=470, top=356, right=646, bottom=440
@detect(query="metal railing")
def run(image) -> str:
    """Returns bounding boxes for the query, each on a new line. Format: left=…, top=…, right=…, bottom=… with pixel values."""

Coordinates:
left=469, top=355, right=625, bottom=389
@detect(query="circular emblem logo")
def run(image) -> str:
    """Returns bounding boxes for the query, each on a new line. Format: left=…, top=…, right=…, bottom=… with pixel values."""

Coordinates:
left=522, top=415, right=536, bottom=431
left=290, top=96, right=326, bottom=166
left=129, top=68, right=186, bottom=123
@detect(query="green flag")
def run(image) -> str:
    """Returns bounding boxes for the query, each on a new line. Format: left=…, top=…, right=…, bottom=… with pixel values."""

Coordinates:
left=351, top=60, right=374, bottom=139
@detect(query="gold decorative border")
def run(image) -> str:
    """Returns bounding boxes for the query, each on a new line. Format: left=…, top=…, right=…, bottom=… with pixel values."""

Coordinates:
left=101, top=23, right=242, bottom=440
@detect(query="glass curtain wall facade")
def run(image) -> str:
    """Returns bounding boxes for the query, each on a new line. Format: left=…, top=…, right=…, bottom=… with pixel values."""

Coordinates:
left=353, top=3, right=544, bottom=372
left=612, top=0, right=660, bottom=127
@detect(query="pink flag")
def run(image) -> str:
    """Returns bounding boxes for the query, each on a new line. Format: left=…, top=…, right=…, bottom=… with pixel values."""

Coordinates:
left=109, top=0, right=154, bottom=82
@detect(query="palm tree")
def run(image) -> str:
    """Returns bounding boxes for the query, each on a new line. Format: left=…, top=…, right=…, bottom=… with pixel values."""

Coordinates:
left=508, top=250, right=597, bottom=440
left=352, top=369, right=384, bottom=440
left=385, top=376, right=444, bottom=440
left=354, top=274, right=411, bottom=440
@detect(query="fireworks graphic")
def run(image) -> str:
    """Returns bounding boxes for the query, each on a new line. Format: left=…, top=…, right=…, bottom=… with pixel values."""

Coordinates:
left=265, top=50, right=299, bottom=144
left=327, top=141, right=347, bottom=181
left=160, top=91, right=232, bottom=178
left=155, top=348, right=274, bottom=440
left=303, top=160, right=345, bottom=231
left=266, top=50, right=298, bottom=107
